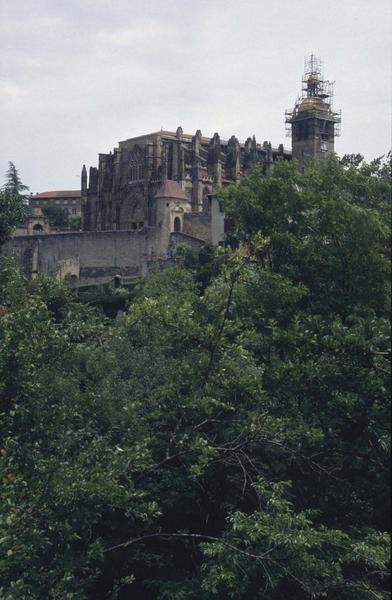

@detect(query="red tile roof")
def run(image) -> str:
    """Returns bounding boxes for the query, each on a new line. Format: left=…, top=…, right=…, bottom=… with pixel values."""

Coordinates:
left=32, top=190, right=81, bottom=199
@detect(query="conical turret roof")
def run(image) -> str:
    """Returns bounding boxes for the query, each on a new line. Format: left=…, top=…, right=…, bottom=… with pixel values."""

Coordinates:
left=154, top=179, right=189, bottom=201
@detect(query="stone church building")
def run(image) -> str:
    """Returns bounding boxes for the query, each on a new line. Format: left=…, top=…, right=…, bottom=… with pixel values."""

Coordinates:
left=4, top=55, right=340, bottom=286
left=81, top=128, right=289, bottom=235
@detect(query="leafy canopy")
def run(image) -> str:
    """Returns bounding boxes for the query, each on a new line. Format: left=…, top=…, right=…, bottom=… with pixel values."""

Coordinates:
left=0, top=154, right=390, bottom=599
left=0, top=162, right=30, bottom=245
left=3, top=161, right=29, bottom=198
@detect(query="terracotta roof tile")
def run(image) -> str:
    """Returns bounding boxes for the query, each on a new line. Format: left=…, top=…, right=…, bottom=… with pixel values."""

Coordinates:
left=32, top=190, right=81, bottom=199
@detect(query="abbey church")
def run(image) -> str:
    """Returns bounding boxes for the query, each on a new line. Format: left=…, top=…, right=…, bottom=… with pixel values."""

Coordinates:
left=81, top=129, right=289, bottom=234
left=4, top=55, right=341, bottom=286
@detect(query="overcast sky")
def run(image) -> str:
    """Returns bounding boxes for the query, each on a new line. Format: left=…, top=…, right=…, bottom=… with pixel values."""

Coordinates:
left=1, top=0, right=391, bottom=193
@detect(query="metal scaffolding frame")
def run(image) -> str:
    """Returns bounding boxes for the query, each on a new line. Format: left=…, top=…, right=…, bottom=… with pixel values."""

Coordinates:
left=285, top=54, right=341, bottom=138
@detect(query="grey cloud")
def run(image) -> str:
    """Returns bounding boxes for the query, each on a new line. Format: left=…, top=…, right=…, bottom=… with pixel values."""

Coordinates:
left=0, top=0, right=390, bottom=192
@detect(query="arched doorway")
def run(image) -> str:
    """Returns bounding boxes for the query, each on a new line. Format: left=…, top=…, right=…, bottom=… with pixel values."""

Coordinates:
left=173, top=216, right=181, bottom=232
left=32, top=223, right=43, bottom=235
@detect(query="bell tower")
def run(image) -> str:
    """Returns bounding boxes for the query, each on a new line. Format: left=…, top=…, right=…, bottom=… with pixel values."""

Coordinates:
left=286, top=54, right=341, bottom=170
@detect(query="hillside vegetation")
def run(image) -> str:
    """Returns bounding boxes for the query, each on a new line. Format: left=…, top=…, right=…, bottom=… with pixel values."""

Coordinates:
left=0, top=155, right=390, bottom=599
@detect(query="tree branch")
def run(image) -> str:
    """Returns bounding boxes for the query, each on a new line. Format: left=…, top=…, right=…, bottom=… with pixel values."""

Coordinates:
left=105, top=531, right=276, bottom=561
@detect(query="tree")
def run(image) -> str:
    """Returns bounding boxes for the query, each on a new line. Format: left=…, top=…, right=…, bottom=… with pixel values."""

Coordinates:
left=0, top=155, right=390, bottom=598
left=219, top=155, right=390, bottom=317
left=3, top=162, right=29, bottom=199
left=0, top=162, right=30, bottom=245
left=69, top=214, right=82, bottom=230
left=0, top=258, right=156, bottom=598
left=42, top=205, right=70, bottom=228
left=0, top=188, right=28, bottom=246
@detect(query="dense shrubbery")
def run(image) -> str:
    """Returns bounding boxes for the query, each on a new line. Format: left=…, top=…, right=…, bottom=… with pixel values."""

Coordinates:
left=0, top=155, right=390, bottom=598
left=41, top=206, right=82, bottom=230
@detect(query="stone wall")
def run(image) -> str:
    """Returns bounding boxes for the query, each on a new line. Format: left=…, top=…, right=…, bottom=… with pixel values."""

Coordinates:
left=169, top=232, right=205, bottom=254
left=183, top=212, right=211, bottom=241
left=82, top=128, right=291, bottom=232
left=210, top=197, right=225, bottom=245
left=3, top=227, right=164, bottom=286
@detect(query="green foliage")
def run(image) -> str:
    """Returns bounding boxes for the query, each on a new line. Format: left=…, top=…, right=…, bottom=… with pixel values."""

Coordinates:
left=172, top=242, right=197, bottom=268
left=201, top=479, right=390, bottom=599
left=76, top=283, right=133, bottom=318
left=69, top=214, right=82, bottom=230
left=0, top=155, right=390, bottom=598
left=173, top=241, right=226, bottom=291
left=3, top=162, right=29, bottom=198
left=219, top=155, right=390, bottom=317
left=42, top=206, right=81, bottom=230
left=42, top=205, right=70, bottom=228
left=0, top=188, right=28, bottom=246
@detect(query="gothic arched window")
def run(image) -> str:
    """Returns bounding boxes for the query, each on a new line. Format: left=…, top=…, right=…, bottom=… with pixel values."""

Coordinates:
left=129, top=147, right=144, bottom=182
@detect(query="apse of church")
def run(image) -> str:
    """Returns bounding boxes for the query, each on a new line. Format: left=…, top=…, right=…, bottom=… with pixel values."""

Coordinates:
left=81, top=127, right=290, bottom=232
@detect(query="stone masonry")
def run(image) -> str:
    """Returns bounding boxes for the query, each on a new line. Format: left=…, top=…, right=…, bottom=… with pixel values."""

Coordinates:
left=81, top=128, right=290, bottom=232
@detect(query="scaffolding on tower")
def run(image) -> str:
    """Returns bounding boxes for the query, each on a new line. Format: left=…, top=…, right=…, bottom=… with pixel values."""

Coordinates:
left=285, top=54, right=341, bottom=138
